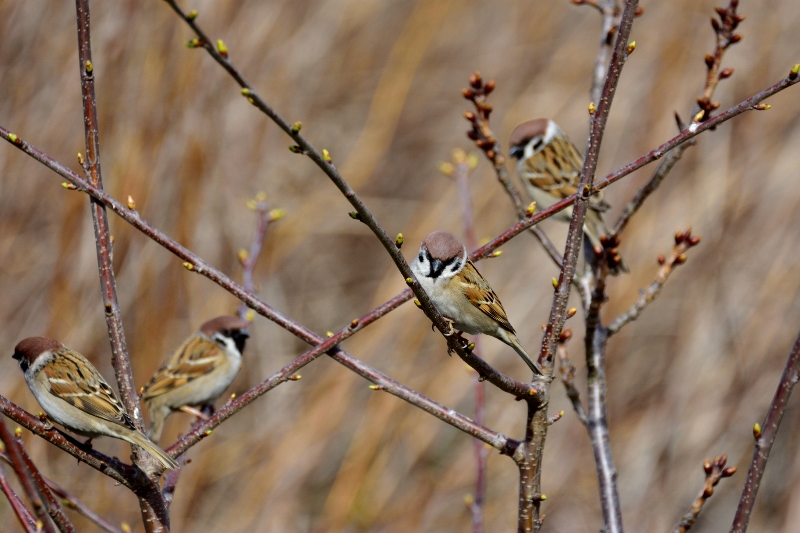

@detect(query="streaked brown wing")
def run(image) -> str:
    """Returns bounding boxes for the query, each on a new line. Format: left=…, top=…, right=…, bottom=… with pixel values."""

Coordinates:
left=524, top=136, right=609, bottom=210
left=141, top=335, right=222, bottom=400
left=456, top=260, right=516, bottom=334
left=44, top=349, right=132, bottom=429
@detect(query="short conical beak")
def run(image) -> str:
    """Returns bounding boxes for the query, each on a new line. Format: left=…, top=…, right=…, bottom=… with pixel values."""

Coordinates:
left=430, top=259, right=442, bottom=275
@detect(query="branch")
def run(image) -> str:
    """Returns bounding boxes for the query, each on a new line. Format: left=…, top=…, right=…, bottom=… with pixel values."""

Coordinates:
left=0, top=129, right=527, bottom=459
left=74, top=0, right=139, bottom=423
left=607, top=228, right=701, bottom=335
left=0, top=467, right=38, bottom=533
left=613, top=0, right=745, bottom=234
left=672, top=455, right=736, bottom=533
left=1, top=429, right=77, bottom=533
left=236, top=193, right=284, bottom=320
left=557, top=330, right=587, bottom=425
left=0, top=396, right=169, bottom=526
left=75, top=2, right=167, bottom=529
left=0, top=417, right=59, bottom=533
left=41, top=477, right=123, bottom=533
left=730, top=331, right=800, bottom=533
left=525, top=2, right=640, bottom=532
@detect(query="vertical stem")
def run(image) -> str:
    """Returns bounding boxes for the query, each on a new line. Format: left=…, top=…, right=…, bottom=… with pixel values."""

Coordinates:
left=74, top=0, right=139, bottom=421
left=454, top=162, right=486, bottom=533
left=74, top=1, right=169, bottom=531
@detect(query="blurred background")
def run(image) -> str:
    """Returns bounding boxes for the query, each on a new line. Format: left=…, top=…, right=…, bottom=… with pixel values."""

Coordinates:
left=2, top=0, right=800, bottom=531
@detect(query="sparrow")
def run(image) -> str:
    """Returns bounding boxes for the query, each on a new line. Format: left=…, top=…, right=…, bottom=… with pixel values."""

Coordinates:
left=12, top=337, right=178, bottom=470
left=141, top=316, right=250, bottom=444
left=410, top=230, right=543, bottom=375
left=509, top=118, right=628, bottom=274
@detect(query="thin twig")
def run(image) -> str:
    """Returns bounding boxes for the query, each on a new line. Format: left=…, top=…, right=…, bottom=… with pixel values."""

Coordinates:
left=730, top=331, right=800, bottom=533
left=588, top=0, right=620, bottom=106
left=5, top=436, right=76, bottom=533
left=672, top=455, right=736, bottom=533
left=0, top=467, right=38, bottom=533
left=613, top=0, right=745, bottom=234
left=237, top=193, right=283, bottom=320
left=0, top=418, right=59, bottom=533
left=608, top=229, right=701, bottom=334
left=449, top=155, right=487, bottom=533
left=43, top=477, right=123, bottom=533
left=557, top=331, right=587, bottom=425
left=582, top=262, right=623, bottom=533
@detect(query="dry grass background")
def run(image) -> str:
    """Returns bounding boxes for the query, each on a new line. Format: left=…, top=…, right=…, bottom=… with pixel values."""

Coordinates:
left=1, top=0, right=800, bottom=531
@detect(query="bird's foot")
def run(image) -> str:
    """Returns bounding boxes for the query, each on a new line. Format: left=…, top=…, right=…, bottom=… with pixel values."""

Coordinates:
left=179, top=405, right=210, bottom=420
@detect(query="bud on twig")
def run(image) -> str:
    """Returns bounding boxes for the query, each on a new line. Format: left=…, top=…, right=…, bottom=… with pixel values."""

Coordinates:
left=790, top=64, right=800, bottom=81
left=217, top=40, right=229, bottom=58
left=525, top=201, right=536, bottom=216
left=719, top=68, right=734, bottom=79
left=187, top=10, right=198, bottom=21
left=127, top=195, right=136, bottom=210
left=395, top=233, right=404, bottom=248
left=753, top=422, right=762, bottom=439
left=291, top=121, right=302, bottom=133
left=588, top=101, right=597, bottom=115
left=322, top=149, right=332, bottom=163
left=626, top=41, right=636, bottom=55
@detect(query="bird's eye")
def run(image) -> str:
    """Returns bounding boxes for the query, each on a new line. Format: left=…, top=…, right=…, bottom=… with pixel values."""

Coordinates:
left=418, top=253, right=424, bottom=261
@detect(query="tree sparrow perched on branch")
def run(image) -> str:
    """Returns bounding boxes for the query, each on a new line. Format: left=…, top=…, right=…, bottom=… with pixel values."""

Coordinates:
left=12, top=337, right=178, bottom=470
left=410, top=231, right=543, bottom=375
left=141, top=316, right=250, bottom=443
left=509, top=118, right=628, bottom=274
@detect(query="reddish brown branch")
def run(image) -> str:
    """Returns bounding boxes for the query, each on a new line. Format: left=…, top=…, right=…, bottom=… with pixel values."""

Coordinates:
left=607, top=228, right=701, bottom=334
left=730, top=331, right=800, bottom=533
left=237, top=193, right=283, bottom=320
left=557, top=331, right=587, bottom=425
left=4, top=436, right=76, bottom=533
left=0, top=467, right=38, bottom=533
left=75, top=2, right=167, bottom=529
left=613, top=0, right=745, bottom=235
left=43, top=478, right=122, bottom=533
left=74, top=0, right=139, bottom=424
left=0, top=396, right=169, bottom=527
left=0, top=418, right=58, bottom=533
left=526, top=2, right=639, bottom=532
left=673, top=455, right=736, bottom=533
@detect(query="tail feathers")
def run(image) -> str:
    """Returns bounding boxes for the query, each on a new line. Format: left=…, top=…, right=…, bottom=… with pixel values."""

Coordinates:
left=130, top=431, right=179, bottom=470
left=506, top=334, right=544, bottom=376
